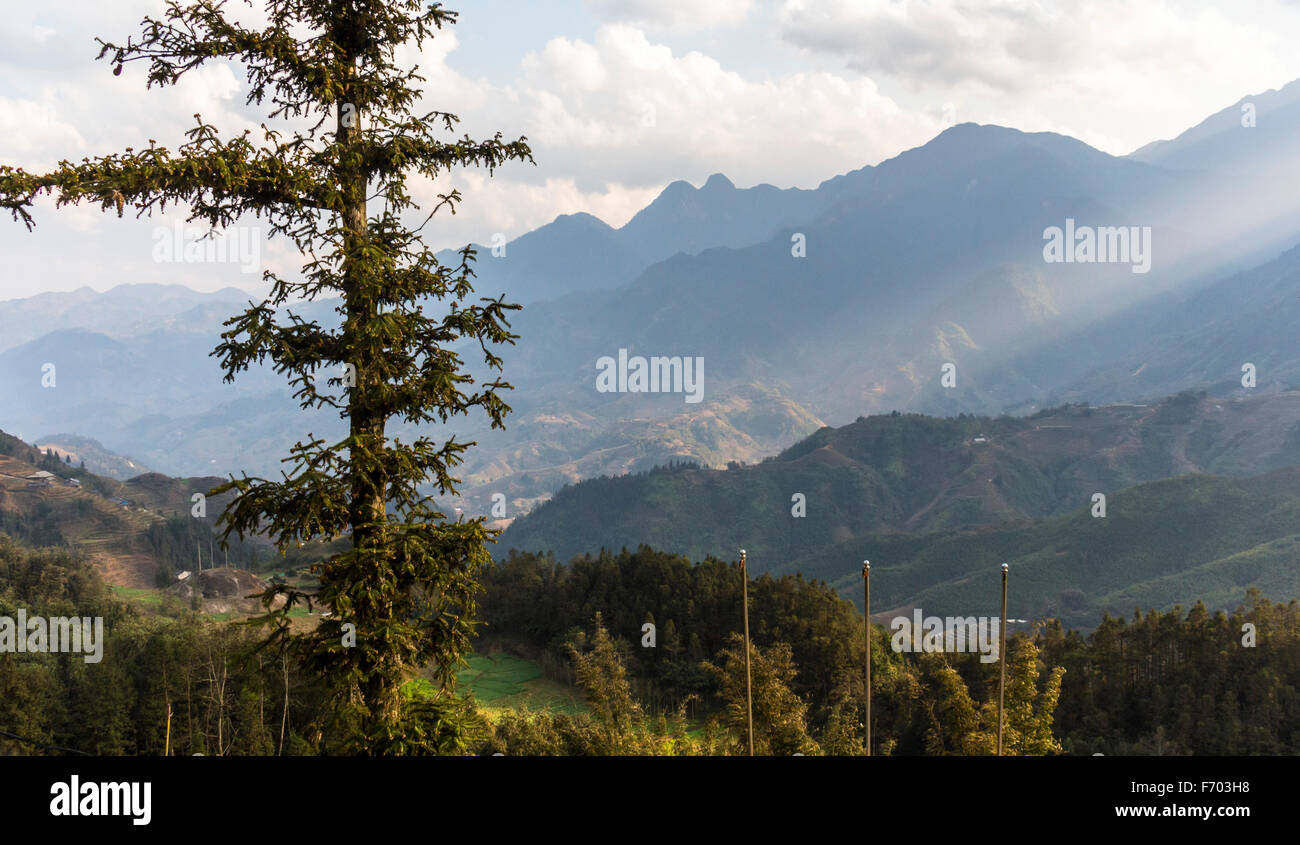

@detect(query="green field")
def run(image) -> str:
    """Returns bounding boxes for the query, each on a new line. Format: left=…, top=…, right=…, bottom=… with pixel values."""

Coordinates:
left=108, top=585, right=169, bottom=608
left=457, top=652, right=587, bottom=718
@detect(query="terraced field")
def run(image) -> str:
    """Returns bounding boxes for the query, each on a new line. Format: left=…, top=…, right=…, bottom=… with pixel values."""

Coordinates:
left=0, top=454, right=163, bottom=587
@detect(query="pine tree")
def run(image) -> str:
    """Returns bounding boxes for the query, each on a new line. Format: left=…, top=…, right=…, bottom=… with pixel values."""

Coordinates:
left=0, top=1, right=532, bottom=754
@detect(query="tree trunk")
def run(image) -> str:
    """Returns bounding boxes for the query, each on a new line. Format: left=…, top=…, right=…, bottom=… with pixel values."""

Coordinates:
left=336, top=27, right=401, bottom=747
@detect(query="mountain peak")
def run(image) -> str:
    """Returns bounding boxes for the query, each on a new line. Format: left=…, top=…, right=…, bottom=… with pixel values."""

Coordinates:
left=660, top=179, right=695, bottom=197
left=702, top=173, right=735, bottom=191
left=906, top=121, right=1111, bottom=169
left=548, top=211, right=614, bottom=231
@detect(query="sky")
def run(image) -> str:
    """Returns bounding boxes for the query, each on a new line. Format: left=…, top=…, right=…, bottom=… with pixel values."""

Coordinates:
left=3, top=0, right=1300, bottom=300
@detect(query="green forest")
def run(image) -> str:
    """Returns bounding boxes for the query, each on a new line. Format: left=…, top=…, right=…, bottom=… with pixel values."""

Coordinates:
left=3, top=535, right=1296, bottom=756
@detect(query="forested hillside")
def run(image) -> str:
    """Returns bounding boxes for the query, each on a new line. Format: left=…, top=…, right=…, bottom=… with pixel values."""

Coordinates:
left=498, top=392, right=1300, bottom=628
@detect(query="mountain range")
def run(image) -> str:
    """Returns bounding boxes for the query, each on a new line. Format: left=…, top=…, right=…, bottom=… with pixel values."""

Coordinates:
left=4, top=78, right=1300, bottom=526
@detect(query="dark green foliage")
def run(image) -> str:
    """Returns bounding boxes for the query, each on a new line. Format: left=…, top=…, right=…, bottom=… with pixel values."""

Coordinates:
left=480, top=546, right=866, bottom=719
left=0, top=500, right=65, bottom=549
left=477, top=547, right=1068, bottom=755
left=143, top=515, right=258, bottom=579
left=0, top=534, right=325, bottom=755
left=1046, top=592, right=1300, bottom=754
left=703, top=633, right=820, bottom=755
left=477, top=545, right=1300, bottom=755
left=5, top=534, right=1293, bottom=755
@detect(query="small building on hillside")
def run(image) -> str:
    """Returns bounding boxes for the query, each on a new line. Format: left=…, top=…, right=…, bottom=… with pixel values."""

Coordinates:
left=25, top=471, right=55, bottom=488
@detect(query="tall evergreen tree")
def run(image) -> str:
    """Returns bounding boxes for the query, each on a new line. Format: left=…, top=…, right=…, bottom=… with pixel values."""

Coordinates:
left=0, top=1, right=532, bottom=754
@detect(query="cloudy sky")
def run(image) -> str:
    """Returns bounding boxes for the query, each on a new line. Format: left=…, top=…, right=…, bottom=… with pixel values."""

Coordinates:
left=3, top=0, right=1300, bottom=300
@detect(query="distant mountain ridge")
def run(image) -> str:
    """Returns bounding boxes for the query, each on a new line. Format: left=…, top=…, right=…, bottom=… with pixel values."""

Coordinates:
left=33, top=433, right=150, bottom=480
left=433, top=170, right=825, bottom=304
left=0, top=283, right=254, bottom=353
left=8, top=81, right=1300, bottom=519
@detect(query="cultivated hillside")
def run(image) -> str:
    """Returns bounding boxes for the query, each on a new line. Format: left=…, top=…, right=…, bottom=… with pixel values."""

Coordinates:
left=0, top=429, right=258, bottom=587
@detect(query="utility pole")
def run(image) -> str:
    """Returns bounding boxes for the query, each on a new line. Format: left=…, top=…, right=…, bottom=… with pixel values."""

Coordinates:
left=863, top=560, right=871, bottom=757
left=998, top=562, right=1008, bottom=756
left=740, top=549, right=754, bottom=757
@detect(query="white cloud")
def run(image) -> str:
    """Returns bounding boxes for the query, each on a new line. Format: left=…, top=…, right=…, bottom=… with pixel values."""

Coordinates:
left=777, top=0, right=1300, bottom=154
left=778, top=0, right=1276, bottom=92
left=0, top=97, right=86, bottom=164
left=584, top=0, right=753, bottom=31
left=412, top=23, right=937, bottom=239
left=6, top=0, right=1300, bottom=300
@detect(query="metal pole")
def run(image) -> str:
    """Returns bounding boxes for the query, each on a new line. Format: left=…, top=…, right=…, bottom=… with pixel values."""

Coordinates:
left=863, top=560, right=871, bottom=757
left=741, top=549, right=754, bottom=756
left=998, top=562, right=1008, bottom=756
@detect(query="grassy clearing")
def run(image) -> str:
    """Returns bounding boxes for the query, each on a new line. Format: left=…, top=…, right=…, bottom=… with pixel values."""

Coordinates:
left=461, top=652, right=587, bottom=718
left=108, top=585, right=167, bottom=608
left=401, top=652, right=588, bottom=719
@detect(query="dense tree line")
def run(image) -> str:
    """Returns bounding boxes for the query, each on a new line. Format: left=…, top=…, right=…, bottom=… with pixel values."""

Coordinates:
left=1044, top=590, right=1300, bottom=754
left=0, top=534, right=327, bottom=755
left=477, top=546, right=1064, bottom=754
left=0, top=499, right=66, bottom=548
left=4, top=534, right=1295, bottom=755
left=479, top=547, right=1300, bottom=755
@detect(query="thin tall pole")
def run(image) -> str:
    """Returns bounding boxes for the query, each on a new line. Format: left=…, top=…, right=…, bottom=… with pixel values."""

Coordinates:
left=740, top=549, right=754, bottom=757
left=863, top=560, right=871, bottom=757
left=197, top=542, right=202, bottom=572
left=164, top=703, right=172, bottom=757
left=998, top=562, right=1008, bottom=756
